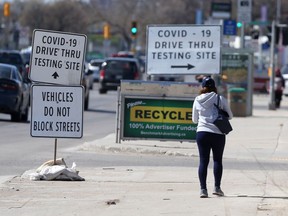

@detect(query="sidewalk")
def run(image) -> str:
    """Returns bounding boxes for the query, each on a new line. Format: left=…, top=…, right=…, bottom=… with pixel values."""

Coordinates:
left=1, top=94, right=288, bottom=216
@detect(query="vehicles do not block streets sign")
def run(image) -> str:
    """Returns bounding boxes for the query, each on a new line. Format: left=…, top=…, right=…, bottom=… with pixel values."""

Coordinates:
left=31, top=85, right=84, bottom=138
left=146, top=25, right=221, bottom=75
left=29, top=29, right=87, bottom=85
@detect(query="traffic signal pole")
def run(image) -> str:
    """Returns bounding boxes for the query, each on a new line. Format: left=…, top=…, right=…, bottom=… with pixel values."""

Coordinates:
left=268, top=20, right=276, bottom=110
left=130, top=21, right=137, bottom=53
left=240, top=23, right=245, bottom=48
left=103, top=23, right=111, bottom=58
left=3, top=2, right=10, bottom=49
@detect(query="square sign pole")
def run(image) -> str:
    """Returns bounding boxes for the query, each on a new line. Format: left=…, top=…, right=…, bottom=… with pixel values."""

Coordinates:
left=30, top=85, right=84, bottom=138
left=146, top=25, right=221, bottom=75
left=29, top=29, right=87, bottom=85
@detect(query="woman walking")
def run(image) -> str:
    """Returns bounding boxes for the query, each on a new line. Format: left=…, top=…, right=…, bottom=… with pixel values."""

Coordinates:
left=192, top=76, right=233, bottom=198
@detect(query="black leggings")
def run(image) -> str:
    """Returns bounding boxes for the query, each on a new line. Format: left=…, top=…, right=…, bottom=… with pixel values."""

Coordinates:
left=196, top=131, right=225, bottom=189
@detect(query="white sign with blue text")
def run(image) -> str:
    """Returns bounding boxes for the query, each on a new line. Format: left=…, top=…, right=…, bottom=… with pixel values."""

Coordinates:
left=146, top=25, right=221, bottom=75
left=29, top=29, right=87, bottom=85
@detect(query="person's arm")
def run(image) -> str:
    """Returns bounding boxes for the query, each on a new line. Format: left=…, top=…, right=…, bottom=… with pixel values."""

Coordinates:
left=192, top=100, right=199, bottom=123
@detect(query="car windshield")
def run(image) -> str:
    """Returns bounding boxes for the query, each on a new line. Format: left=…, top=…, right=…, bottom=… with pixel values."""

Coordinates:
left=90, top=61, right=102, bottom=67
left=0, top=67, right=12, bottom=79
left=107, top=61, right=136, bottom=72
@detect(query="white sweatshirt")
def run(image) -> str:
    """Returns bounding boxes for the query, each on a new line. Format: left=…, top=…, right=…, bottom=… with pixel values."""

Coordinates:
left=192, top=92, right=233, bottom=135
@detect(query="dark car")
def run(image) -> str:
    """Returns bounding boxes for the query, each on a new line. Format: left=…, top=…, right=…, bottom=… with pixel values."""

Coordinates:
left=0, top=63, right=30, bottom=122
left=81, top=71, right=90, bottom=111
left=98, top=57, right=140, bottom=94
left=281, top=65, right=288, bottom=96
left=0, top=50, right=28, bottom=81
left=83, top=62, right=94, bottom=90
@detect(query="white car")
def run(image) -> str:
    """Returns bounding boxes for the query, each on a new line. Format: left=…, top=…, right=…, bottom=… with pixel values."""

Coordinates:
left=87, top=59, right=104, bottom=82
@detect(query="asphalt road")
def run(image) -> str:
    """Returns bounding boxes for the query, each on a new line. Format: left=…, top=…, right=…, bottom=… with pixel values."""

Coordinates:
left=0, top=84, right=196, bottom=176
left=1, top=86, right=287, bottom=178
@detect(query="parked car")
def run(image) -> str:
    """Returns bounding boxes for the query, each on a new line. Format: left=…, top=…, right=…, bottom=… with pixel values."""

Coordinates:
left=0, top=50, right=28, bottom=81
left=280, top=64, right=288, bottom=96
left=81, top=71, right=90, bottom=111
left=98, top=57, right=141, bottom=94
left=20, top=49, right=31, bottom=66
left=0, top=63, right=30, bottom=122
left=87, top=59, right=104, bottom=82
left=83, top=63, right=94, bottom=90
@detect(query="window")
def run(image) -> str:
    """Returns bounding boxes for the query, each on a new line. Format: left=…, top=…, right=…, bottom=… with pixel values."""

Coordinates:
left=0, top=67, right=12, bottom=79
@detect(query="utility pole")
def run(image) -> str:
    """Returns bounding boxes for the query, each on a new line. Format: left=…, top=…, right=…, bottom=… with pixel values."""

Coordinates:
left=276, top=0, right=281, bottom=23
left=268, top=1, right=282, bottom=110
left=3, top=2, right=11, bottom=49
left=268, top=20, right=276, bottom=110
left=276, top=0, right=283, bottom=69
left=240, top=23, right=245, bottom=48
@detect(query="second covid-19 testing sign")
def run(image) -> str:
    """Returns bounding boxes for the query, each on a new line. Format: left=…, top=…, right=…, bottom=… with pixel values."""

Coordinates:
left=146, top=25, right=221, bottom=75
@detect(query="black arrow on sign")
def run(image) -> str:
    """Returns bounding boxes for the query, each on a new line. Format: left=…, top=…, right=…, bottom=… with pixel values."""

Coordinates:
left=52, top=72, right=59, bottom=79
left=171, top=64, right=195, bottom=70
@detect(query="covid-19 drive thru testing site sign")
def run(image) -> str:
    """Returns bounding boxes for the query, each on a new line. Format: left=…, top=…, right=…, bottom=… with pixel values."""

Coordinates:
left=146, top=25, right=221, bottom=75
left=29, top=29, right=87, bottom=85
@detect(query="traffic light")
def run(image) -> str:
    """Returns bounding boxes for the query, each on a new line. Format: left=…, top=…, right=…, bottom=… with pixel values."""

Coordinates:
left=103, top=23, right=110, bottom=40
left=130, top=21, right=137, bottom=37
left=3, top=2, right=10, bottom=17
left=236, top=22, right=242, bottom=28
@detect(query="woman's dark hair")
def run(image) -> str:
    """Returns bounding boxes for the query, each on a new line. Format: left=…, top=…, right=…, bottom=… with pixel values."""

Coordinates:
left=199, top=76, right=217, bottom=94
left=199, top=86, right=217, bottom=94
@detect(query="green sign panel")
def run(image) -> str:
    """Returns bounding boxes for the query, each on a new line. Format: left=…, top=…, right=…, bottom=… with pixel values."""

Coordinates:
left=122, top=97, right=197, bottom=141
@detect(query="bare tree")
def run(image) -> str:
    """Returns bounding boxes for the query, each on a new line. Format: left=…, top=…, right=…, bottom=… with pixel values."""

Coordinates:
left=88, top=0, right=201, bottom=50
left=18, top=0, right=47, bottom=35
left=19, top=0, right=89, bottom=35
left=15, top=0, right=288, bottom=53
left=45, top=1, right=89, bottom=33
left=89, top=0, right=140, bottom=50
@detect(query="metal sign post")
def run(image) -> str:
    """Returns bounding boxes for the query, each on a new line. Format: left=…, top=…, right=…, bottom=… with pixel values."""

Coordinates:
left=54, top=138, right=57, bottom=165
left=240, top=23, right=245, bottom=48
